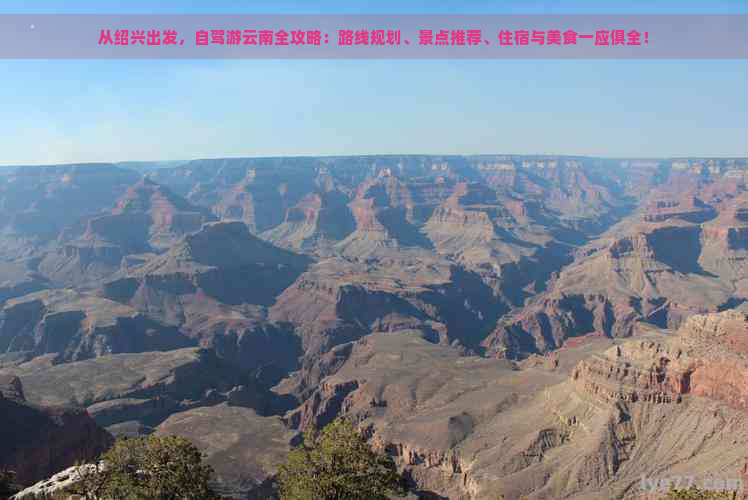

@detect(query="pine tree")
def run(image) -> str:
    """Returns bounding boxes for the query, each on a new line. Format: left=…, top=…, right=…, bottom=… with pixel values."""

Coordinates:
left=277, top=419, right=404, bottom=500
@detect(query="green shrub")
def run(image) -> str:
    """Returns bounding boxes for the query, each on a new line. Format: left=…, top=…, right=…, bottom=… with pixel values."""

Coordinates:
left=72, top=435, right=219, bottom=500
left=277, top=419, right=403, bottom=500
left=665, top=487, right=734, bottom=499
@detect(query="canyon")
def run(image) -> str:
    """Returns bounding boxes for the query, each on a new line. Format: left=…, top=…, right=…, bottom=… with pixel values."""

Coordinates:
left=1, top=155, right=747, bottom=499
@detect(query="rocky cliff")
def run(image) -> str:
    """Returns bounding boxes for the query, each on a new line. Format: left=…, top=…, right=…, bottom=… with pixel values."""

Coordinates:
left=282, top=311, right=748, bottom=500
left=0, top=375, right=112, bottom=487
left=0, top=289, right=192, bottom=362
left=484, top=182, right=748, bottom=359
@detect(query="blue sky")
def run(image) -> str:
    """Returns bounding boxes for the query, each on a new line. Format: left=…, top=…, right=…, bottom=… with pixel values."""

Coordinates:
left=1, top=0, right=747, bottom=165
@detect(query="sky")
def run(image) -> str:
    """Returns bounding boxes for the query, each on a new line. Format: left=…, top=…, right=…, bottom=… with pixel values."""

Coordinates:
left=0, top=0, right=747, bottom=165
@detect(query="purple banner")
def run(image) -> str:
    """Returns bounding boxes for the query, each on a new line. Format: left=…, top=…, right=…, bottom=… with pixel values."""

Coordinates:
left=1, top=14, right=747, bottom=59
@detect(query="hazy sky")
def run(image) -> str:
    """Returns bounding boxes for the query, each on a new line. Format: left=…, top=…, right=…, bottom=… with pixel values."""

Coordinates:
left=1, top=0, right=747, bottom=165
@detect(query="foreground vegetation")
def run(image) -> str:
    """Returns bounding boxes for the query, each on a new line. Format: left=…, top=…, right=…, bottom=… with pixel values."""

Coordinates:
left=86, top=435, right=219, bottom=500
left=665, top=488, right=735, bottom=499
left=11, top=435, right=218, bottom=500
left=8, top=419, right=405, bottom=500
left=277, top=419, right=404, bottom=500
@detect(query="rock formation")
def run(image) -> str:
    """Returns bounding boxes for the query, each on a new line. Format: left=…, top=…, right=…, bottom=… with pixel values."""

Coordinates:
left=0, top=375, right=112, bottom=487
left=280, top=311, right=748, bottom=500
left=36, top=178, right=216, bottom=287
left=0, top=289, right=192, bottom=362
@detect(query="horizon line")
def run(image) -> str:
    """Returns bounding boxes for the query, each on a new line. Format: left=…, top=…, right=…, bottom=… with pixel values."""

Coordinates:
left=3, top=152, right=748, bottom=169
